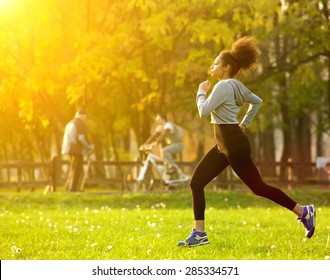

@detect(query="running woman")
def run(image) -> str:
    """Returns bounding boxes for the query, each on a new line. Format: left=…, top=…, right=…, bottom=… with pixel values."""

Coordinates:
left=177, top=36, right=316, bottom=247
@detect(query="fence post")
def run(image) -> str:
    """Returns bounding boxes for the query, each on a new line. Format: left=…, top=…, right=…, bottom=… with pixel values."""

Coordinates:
left=287, top=157, right=292, bottom=191
left=51, top=156, right=61, bottom=192
left=17, top=163, right=22, bottom=192
left=226, top=167, right=233, bottom=190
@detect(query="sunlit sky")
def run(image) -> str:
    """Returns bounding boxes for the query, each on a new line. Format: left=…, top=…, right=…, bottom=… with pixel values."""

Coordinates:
left=0, top=0, right=11, bottom=8
left=0, top=0, right=16, bottom=14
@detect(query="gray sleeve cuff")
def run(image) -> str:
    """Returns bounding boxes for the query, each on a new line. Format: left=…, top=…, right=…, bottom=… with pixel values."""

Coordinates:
left=197, top=89, right=206, bottom=97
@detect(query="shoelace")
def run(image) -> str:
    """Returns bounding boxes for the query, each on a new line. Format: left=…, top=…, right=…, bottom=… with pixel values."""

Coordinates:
left=186, top=232, right=197, bottom=242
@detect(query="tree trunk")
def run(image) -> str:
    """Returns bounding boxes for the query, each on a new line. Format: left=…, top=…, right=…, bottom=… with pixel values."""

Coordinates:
left=294, top=113, right=312, bottom=179
left=259, top=123, right=276, bottom=177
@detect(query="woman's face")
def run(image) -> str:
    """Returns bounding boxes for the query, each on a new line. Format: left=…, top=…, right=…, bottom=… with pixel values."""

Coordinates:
left=210, top=55, right=228, bottom=80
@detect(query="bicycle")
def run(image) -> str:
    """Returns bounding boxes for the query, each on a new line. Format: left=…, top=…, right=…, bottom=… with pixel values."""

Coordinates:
left=123, top=144, right=193, bottom=192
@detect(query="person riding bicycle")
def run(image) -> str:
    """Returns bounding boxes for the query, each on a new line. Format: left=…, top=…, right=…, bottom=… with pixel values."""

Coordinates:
left=141, top=114, right=188, bottom=180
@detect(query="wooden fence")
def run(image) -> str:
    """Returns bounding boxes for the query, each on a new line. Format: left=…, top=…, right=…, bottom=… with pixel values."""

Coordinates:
left=0, top=157, right=329, bottom=192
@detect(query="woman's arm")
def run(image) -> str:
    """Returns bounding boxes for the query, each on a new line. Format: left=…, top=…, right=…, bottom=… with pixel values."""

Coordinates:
left=196, top=81, right=231, bottom=118
left=240, top=93, right=263, bottom=127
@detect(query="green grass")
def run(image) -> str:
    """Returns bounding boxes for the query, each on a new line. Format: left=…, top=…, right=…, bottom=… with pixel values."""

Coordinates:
left=1, top=188, right=329, bottom=260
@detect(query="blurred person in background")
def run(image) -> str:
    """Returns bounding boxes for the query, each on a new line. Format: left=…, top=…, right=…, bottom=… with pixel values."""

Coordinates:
left=61, top=109, right=94, bottom=192
left=142, top=113, right=188, bottom=180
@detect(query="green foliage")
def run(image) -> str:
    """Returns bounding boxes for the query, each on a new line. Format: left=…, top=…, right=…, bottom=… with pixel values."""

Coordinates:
left=0, top=0, right=328, bottom=161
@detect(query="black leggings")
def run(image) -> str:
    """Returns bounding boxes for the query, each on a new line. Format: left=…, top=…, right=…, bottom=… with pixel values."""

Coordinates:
left=190, top=145, right=297, bottom=220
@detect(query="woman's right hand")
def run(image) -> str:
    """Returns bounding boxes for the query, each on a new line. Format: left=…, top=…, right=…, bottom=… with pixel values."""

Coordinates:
left=198, top=80, right=211, bottom=92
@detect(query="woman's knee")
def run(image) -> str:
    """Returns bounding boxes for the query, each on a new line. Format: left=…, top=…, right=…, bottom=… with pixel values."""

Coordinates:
left=249, top=183, right=276, bottom=198
left=189, top=175, right=208, bottom=193
left=189, top=174, right=200, bottom=190
left=250, top=187, right=267, bottom=197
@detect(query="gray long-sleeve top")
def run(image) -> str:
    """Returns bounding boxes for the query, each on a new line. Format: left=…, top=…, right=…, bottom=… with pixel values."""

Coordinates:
left=196, top=78, right=262, bottom=127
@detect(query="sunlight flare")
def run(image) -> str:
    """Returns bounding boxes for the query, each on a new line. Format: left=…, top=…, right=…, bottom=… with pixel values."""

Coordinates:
left=0, top=0, right=17, bottom=13
left=0, top=0, right=10, bottom=8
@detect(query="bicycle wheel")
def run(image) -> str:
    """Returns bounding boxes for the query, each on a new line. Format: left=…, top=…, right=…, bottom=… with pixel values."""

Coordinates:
left=123, top=164, right=155, bottom=192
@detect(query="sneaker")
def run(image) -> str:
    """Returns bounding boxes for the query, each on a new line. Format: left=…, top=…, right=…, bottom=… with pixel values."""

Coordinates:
left=177, top=228, right=209, bottom=247
left=297, top=205, right=316, bottom=238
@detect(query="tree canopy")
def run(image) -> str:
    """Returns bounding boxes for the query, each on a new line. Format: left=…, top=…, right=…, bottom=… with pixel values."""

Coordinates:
left=0, top=0, right=329, bottom=165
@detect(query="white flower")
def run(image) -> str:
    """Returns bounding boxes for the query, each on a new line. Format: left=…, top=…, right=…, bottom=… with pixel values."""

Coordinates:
left=16, top=248, right=21, bottom=253
left=146, top=249, right=152, bottom=255
left=156, top=234, right=161, bottom=238
left=107, top=246, right=113, bottom=250
left=242, top=221, right=247, bottom=225
left=256, top=223, right=261, bottom=228
left=271, top=245, right=276, bottom=249
left=91, top=243, right=98, bottom=247
left=11, top=246, right=16, bottom=251
left=178, top=225, right=183, bottom=229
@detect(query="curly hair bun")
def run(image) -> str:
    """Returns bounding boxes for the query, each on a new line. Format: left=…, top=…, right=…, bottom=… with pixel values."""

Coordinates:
left=230, top=36, right=260, bottom=70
